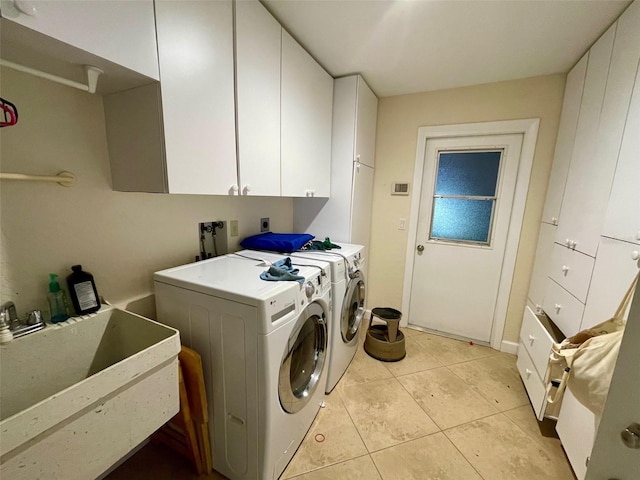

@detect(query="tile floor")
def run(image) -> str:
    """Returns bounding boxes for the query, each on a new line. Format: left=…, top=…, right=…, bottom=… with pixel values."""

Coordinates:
left=106, top=326, right=575, bottom=480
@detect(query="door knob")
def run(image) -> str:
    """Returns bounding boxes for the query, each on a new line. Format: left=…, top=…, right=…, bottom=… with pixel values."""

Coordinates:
left=416, top=245, right=425, bottom=253
left=621, top=423, right=640, bottom=449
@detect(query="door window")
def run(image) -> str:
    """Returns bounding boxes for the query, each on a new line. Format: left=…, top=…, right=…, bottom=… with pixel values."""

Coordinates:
left=342, top=276, right=365, bottom=342
left=430, top=150, right=502, bottom=245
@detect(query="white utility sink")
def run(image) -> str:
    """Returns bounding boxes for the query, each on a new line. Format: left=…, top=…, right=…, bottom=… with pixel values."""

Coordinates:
left=0, top=306, right=180, bottom=480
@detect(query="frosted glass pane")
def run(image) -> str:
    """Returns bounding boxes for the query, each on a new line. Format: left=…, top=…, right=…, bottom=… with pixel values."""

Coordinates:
left=435, top=151, right=501, bottom=196
left=431, top=198, right=494, bottom=243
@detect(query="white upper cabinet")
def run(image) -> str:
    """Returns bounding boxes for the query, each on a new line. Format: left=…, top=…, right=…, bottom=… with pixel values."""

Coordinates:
left=156, top=0, right=237, bottom=195
left=355, top=77, right=378, bottom=168
left=603, top=63, right=640, bottom=245
left=281, top=30, right=333, bottom=198
left=555, top=25, right=615, bottom=257
left=1, top=0, right=159, bottom=80
left=105, top=0, right=237, bottom=195
left=602, top=2, right=640, bottom=245
left=541, top=54, right=587, bottom=226
left=235, top=0, right=281, bottom=196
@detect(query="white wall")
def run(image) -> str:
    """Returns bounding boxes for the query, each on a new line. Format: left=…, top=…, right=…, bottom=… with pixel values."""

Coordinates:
left=0, top=68, right=292, bottom=319
left=369, top=74, right=566, bottom=343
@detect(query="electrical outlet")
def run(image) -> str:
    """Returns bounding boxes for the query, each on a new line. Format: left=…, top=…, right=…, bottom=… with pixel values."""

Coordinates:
left=230, top=220, right=239, bottom=237
left=260, top=217, right=270, bottom=232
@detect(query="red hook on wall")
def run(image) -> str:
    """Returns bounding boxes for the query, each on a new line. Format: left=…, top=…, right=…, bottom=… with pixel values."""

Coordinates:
left=0, top=97, right=18, bottom=127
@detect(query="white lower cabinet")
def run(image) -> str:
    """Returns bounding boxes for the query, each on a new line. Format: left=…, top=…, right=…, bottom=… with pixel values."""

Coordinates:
left=556, top=388, right=596, bottom=480
left=527, top=222, right=556, bottom=310
left=542, top=279, right=585, bottom=337
left=517, top=306, right=561, bottom=421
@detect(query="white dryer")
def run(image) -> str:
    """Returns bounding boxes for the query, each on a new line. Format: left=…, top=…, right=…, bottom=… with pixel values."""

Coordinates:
left=153, top=254, right=331, bottom=480
left=291, top=243, right=366, bottom=393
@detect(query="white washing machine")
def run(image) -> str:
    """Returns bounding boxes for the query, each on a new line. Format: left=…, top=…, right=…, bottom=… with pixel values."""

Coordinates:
left=290, top=243, right=366, bottom=393
left=153, top=254, right=331, bottom=480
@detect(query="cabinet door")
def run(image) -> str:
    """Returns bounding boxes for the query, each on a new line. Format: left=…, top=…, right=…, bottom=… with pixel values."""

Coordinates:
left=235, top=0, right=281, bottom=196
left=155, top=0, right=237, bottom=195
left=541, top=54, right=587, bottom=226
left=350, top=162, right=375, bottom=275
left=581, top=237, right=640, bottom=330
left=556, top=387, right=596, bottom=480
left=555, top=25, right=615, bottom=257
left=602, top=64, right=640, bottom=245
left=1, top=0, right=158, bottom=79
left=527, top=222, right=556, bottom=309
left=355, top=76, right=378, bottom=168
left=281, top=30, right=333, bottom=198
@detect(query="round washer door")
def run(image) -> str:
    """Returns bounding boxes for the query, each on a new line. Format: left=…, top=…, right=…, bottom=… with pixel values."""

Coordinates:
left=341, top=271, right=366, bottom=343
left=279, top=301, right=328, bottom=414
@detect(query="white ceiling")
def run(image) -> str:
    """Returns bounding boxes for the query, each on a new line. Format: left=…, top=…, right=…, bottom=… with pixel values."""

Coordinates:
left=262, top=0, right=631, bottom=97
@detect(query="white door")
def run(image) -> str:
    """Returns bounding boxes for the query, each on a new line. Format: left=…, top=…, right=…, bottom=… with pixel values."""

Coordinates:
left=408, top=134, right=523, bottom=342
left=586, top=276, right=640, bottom=479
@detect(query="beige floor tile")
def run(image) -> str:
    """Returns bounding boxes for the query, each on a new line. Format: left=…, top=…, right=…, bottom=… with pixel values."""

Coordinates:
left=288, top=455, right=381, bottom=480
left=503, top=405, right=571, bottom=466
left=447, top=353, right=529, bottom=411
left=281, top=395, right=368, bottom=478
left=334, top=346, right=393, bottom=396
left=445, top=413, right=575, bottom=480
left=399, top=326, right=423, bottom=337
left=411, top=331, right=497, bottom=365
left=382, top=336, right=444, bottom=377
left=397, top=367, right=498, bottom=429
left=340, top=377, right=440, bottom=452
left=371, top=432, right=482, bottom=480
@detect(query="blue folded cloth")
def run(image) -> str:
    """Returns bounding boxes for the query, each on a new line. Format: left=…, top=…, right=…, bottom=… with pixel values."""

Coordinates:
left=259, top=258, right=305, bottom=284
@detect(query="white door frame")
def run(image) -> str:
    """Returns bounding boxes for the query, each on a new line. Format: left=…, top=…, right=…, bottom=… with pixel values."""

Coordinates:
left=402, top=119, right=540, bottom=351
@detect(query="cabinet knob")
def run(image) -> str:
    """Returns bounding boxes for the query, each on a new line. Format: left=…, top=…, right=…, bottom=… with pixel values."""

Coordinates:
left=554, top=303, right=562, bottom=312
left=306, top=189, right=315, bottom=197
left=230, top=184, right=239, bottom=194
left=525, top=368, right=532, bottom=379
left=565, top=238, right=571, bottom=247
left=621, top=423, right=640, bottom=449
left=14, top=0, right=37, bottom=15
left=561, top=265, right=570, bottom=274
left=243, top=184, right=251, bottom=194
left=551, top=217, right=558, bottom=225
left=632, top=251, right=640, bottom=261
left=528, top=334, right=536, bottom=344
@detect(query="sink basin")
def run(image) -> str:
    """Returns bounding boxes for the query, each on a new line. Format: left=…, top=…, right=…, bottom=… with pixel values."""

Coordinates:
left=0, top=306, right=180, bottom=479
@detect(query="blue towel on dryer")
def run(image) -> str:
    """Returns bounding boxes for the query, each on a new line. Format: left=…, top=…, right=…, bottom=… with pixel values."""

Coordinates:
left=259, top=258, right=305, bottom=284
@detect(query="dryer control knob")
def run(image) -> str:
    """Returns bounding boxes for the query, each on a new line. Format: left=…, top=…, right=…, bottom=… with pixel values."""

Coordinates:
left=305, top=281, right=315, bottom=298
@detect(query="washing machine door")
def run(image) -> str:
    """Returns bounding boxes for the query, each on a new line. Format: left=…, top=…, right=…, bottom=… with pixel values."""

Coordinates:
left=279, top=301, right=328, bottom=414
left=341, top=271, right=366, bottom=343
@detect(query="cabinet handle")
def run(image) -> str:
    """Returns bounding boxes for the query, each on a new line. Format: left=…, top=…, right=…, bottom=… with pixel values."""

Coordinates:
left=306, top=189, right=315, bottom=197
left=554, top=303, right=562, bottom=312
left=528, top=334, right=536, bottom=345
left=551, top=217, right=558, bottom=225
left=230, top=184, right=239, bottom=194
left=561, top=265, right=570, bottom=274
left=632, top=251, right=640, bottom=261
left=525, top=368, right=532, bottom=379
left=243, top=184, right=251, bottom=195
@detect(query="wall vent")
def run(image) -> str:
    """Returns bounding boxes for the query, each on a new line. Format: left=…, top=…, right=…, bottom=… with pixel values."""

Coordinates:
left=391, top=182, right=410, bottom=195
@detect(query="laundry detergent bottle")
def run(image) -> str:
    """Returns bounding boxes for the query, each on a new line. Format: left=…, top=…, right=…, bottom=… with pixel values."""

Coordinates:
left=47, top=274, right=70, bottom=323
left=66, top=265, right=100, bottom=315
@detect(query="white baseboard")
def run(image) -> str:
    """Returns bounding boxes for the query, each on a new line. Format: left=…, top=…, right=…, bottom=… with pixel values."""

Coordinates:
left=501, top=340, right=519, bottom=355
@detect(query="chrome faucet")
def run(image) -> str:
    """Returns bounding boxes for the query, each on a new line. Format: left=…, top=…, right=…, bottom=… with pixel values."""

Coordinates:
left=0, top=301, right=45, bottom=339
left=0, top=301, right=18, bottom=329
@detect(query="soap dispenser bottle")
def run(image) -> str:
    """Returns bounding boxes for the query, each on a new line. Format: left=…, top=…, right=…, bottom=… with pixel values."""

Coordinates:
left=48, top=274, right=70, bottom=323
left=66, top=265, right=100, bottom=315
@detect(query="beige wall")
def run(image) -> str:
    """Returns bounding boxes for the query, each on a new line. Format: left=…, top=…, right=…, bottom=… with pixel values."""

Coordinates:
left=368, top=74, right=566, bottom=344
left=0, top=68, right=292, bottom=319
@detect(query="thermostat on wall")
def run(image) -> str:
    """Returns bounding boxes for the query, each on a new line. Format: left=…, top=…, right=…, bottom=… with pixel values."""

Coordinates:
left=391, top=182, right=410, bottom=195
